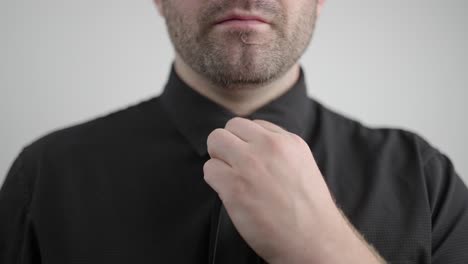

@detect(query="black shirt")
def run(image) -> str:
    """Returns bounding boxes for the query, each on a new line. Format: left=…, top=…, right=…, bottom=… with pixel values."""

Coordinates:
left=1, top=65, right=467, bottom=264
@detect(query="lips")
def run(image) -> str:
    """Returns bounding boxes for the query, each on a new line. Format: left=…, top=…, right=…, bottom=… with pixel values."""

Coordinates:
left=214, top=13, right=269, bottom=25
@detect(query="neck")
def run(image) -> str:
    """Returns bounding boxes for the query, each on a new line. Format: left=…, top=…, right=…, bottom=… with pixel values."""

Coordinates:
left=173, top=54, right=300, bottom=116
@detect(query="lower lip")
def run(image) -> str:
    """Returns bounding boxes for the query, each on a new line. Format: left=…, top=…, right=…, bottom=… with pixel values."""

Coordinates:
left=215, top=19, right=269, bottom=29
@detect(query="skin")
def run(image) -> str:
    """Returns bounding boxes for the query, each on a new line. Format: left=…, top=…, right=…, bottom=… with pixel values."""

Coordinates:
left=153, top=0, right=386, bottom=263
left=154, top=0, right=321, bottom=116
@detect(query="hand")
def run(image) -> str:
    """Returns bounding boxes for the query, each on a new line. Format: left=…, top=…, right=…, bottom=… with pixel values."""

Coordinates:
left=203, top=117, right=384, bottom=264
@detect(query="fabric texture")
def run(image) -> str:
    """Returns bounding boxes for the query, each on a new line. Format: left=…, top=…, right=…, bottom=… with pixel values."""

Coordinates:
left=1, top=65, right=467, bottom=263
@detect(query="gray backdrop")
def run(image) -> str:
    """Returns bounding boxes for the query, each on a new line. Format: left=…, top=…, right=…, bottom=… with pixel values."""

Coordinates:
left=1, top=0, right=467, bottom=186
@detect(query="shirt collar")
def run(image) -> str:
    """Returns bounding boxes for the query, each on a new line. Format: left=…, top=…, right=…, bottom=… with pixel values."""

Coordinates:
left=159, top=64, right=315, bottom=157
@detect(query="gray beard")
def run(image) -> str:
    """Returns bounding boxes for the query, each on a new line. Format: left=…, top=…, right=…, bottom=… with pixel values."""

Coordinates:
left=163, top=1, right=317, bottom=89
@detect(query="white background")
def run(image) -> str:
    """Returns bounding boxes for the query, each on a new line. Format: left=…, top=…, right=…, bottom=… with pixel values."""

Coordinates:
left=1, top=0, right=467, bottom=185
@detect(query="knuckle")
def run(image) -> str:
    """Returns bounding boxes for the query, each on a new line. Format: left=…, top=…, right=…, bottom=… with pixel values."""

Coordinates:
left=289, top=133, right=305, bottom=145
left=203, top=159, right=215, bottom=174
left=207, top=128, right=225, bottom=145
left=225, top=116, right=244, bottom=129
left=242, top=153, right=261, bottom=171
left=226, top=181, right=248, bottom=201
left=262, top=132, right=276, bottom=144
left=203, top=162, right=214, bottom=182
left=264, top=134, right=284, bottom=152
left=267, top=135, right=295, bottom=159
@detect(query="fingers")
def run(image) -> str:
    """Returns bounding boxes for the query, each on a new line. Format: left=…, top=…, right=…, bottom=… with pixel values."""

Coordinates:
left=252, top=119, right=288, bottom=134
left=203, top=158, right=235, bottom=196
left=225, top=117, right=267, bottom=142
left=207, top=128, right=247, bottom=167
left=207, top=117, right=295, bottom=167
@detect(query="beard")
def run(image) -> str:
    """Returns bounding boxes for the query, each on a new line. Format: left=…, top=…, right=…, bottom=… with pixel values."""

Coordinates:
left=162, top=0, right=317, bottom=89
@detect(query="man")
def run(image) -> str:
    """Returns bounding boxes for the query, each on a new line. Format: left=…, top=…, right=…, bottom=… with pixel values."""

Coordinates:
left=1, top=0, right=467, bottom=263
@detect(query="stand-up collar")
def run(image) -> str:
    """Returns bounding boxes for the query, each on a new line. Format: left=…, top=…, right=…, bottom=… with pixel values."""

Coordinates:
left=159, top=64, right=315, bottom=157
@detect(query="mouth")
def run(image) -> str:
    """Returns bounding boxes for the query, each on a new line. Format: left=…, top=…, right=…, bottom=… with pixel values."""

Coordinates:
left=214, top=12, right=270, bottom=28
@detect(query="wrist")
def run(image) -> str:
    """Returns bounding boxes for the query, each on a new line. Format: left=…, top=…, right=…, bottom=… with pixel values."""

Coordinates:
left=310, top=207, right=386, bottom=264
left=270, top=207, right=385, bottom=264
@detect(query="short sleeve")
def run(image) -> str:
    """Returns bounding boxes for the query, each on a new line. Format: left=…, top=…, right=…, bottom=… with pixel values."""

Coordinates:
left=424, top=151, right=468, bottom=263
left=0, top=150, right=41, bottom=263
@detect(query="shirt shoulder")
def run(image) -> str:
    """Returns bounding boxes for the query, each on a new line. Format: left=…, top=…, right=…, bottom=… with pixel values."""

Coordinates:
left=20, top=96, right=168, bottom=160
left=313, top=98, right=440, bottom=165
left=3, top=95, right=170, bottom=207
left=313, top=100, right=468, bottom=262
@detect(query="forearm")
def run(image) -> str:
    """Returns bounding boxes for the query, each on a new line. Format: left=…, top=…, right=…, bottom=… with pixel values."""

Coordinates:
left=270, top=207, right=387, bottom=264
left=334, top=207, right=387, bottom=264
